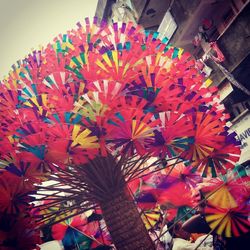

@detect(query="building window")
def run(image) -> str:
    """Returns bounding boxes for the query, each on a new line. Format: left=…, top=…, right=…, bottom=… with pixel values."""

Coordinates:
left=157, top=11, right=178, bottom=41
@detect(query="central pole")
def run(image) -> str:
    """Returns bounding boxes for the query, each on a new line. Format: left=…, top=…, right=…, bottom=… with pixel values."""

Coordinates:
left=100, top=189, right=155, bottom=250
left=82, top=154, right=156, bottom=250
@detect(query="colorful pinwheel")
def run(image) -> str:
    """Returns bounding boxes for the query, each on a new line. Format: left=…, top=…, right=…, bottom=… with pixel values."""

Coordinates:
left=0, top=171, right=33, bottom=215
left=51, top=215, right=94, bottom=249
left=0, top=16, right=244, bottom=249
left=141, top=207, right=162, bottom=230
left=205, top=203, right=250, bottom=237
left=199, top=168, right=249, bottom=209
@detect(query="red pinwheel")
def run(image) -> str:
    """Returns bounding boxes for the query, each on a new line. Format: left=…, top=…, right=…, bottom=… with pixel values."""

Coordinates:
left=129, top=171, right=163, bottom=210
left=156, top=181, right=199, bottom=208
left=86, top=80, right=125, bottom=105
left=13, top=121, right=48, bottom=162
left=0, top=138, right=17, bottom=166
left=198, top=168, right=250, bottom=237
left=154, top=180, right=199, bottom=222
left=46, top=123, right=99, bottom=165
left=199, top=170, right=250, bottom=209
left=131, top=169, right=200, bottom=221
left=51, top=213, right=111, bottom=249
left=52, top=215, right=92, bottom=249
left=205, top=203, right=250, bottom=237
left=184, top=111, right=235, bottom=177
left=195, top=140, right=241, bottom=177
left=165, top=162, right=203, bottom=189
left=0, top=215, right=41, bottom=250
left=106, top=98, right=160, bottom=155
left=152, top=112, right=194, bottom=158
left=0, top=171, right=33, bottom=214
left=0, top=76, right=22, bottom=113
left=2, top=152, right=47, bottom=185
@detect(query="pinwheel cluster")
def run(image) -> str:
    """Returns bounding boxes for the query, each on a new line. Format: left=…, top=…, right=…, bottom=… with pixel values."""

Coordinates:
left=50, top=212, right=111, bottom=249
left=129, top=163, right=202, bottom=227
left=129, top=163, right=250, bottom=240
left=199, top=166, right=250, bottom=237
left=0, top=17, right=245, bottom=248
left=0, top=17, right=240, bottom=177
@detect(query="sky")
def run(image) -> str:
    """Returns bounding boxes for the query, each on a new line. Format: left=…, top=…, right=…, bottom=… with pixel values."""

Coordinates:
left=0, top=0, right=98, bottom=79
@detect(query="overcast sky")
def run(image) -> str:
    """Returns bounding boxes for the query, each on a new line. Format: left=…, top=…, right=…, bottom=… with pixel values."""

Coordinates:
left=0, top=0, right=98, bottom=78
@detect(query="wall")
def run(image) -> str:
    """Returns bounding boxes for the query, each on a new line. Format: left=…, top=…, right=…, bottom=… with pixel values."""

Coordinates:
left=210, top=2, right=250, bottom=85
left=230, top=112, right=250, bottom=164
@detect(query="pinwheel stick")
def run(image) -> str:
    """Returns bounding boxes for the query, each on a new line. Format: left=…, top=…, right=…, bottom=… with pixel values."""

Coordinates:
left=35, top=153, right=158, bottom=249
left=82, top=154, right=156, bottom=249
left=155, top=212, right=168, bottom=249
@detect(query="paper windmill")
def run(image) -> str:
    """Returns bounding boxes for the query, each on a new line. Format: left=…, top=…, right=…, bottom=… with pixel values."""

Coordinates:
left=0, top=16, right=242, bottom=249
left=199, top=168, right=250, bottom=209
left=0, top=171, right=33, bottom=215
left=205, top=203, right=250, bottom=237
left=52, top=215, right=96, bottom=249
left=141, top=207, right=162, bottom=230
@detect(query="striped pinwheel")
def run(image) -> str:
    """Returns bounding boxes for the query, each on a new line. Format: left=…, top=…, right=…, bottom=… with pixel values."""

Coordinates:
left=0, top=17, right=242, bottom=249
